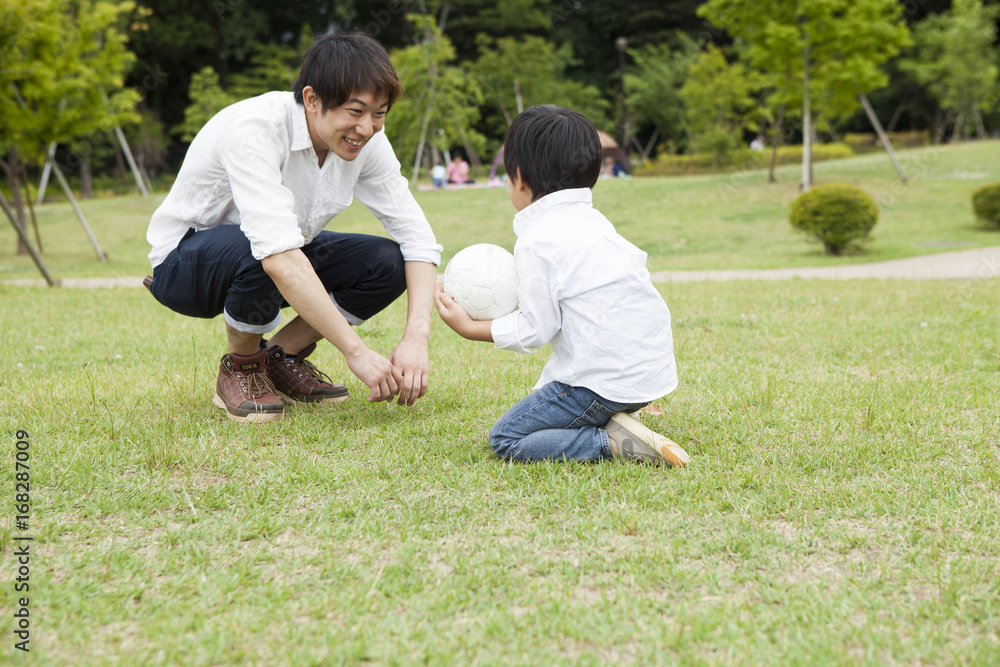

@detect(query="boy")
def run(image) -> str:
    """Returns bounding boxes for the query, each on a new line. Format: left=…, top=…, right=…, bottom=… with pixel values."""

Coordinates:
left=434, top=105, right=688, bottom=466
left=146, top=33, right=442, bottom=423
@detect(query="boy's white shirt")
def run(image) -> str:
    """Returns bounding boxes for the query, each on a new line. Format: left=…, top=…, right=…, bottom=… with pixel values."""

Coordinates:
left=147, top=91, right=442, bottom=268
left=490, top=188, right=678, bottom=404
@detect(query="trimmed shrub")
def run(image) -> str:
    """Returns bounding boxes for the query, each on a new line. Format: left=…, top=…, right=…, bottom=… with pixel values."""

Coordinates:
left=789, top=184, right=879, bottom=255
left=971, top=181, right=1000, bottom=230
left=638, top=143, right=854, bottom=177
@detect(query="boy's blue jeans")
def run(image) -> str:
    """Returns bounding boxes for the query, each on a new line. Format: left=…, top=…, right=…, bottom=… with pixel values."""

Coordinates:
left=489, top=381, right=648, bottom=462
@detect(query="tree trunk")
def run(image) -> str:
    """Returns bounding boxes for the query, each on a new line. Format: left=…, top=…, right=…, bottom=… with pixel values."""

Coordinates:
left=973, top=103, right=987, bottom=140
left=18, top=162, right=43, bottom=252
left=640, top=125, right=661, bottom=163
left=81, top=156, right=93, bottom=199
left=950, top=111, right=966, bottom=143
left=2, top=152, right=29, bottom=255
left=801, top=33, right=812, bottom=192
left=768, top=103, right=786, bottom=184
left=886, top=98, right=906, bottom=133
left=860, top=93, right=908, bottom=184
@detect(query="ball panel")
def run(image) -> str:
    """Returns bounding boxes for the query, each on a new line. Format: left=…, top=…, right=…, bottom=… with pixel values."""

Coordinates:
left=442, top=243, right=520, bottom=321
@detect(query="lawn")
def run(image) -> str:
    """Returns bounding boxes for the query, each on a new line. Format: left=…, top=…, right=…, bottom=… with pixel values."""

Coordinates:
left=1, top=142, right=999, bottom=665
left=1, top=140, right=999, bottom=281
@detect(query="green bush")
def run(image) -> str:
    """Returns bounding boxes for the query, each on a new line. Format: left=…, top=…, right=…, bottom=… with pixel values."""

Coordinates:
left=843, top=131, right=931, bottom=154
left=971, top=181, right=1000, bottom=230
left=638, top=143, right=854, bottom=177
left=789, top=184, right=879, bottom=255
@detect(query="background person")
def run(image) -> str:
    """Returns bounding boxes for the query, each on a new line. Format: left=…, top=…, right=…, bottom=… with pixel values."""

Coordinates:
left=446, top=154, right=475, bottom=184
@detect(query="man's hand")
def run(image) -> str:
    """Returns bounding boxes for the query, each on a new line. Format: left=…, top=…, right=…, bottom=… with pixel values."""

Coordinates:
left=344, top=347, right=403, bottom=402
left=388, top=336, right=429, bottom=406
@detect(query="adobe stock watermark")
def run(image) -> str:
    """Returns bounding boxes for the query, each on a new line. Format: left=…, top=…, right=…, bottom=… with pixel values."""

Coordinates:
left=360, top=1, right=408, bottom=39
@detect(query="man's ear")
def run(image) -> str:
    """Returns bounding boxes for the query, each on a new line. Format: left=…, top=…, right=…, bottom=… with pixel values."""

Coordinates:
left=302, top=86, right=321, bottom=114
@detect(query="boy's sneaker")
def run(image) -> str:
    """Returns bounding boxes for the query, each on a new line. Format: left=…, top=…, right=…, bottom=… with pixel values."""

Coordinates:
left=604, top=412, right=689, bottom=467
left=213, top=350, right=284, bottom=423
left=264, top=343, right=349, bottom=404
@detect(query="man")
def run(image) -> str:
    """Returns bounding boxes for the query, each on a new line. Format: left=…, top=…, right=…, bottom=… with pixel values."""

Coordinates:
left=146, top=32, right=441, bottom=423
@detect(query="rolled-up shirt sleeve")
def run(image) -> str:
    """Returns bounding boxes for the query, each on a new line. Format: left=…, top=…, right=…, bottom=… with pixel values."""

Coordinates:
left=353, top=132, right=443, bottom=265
left=219, top=117, right=305, bottom=260
left=491, top=247, right=562, bottom=353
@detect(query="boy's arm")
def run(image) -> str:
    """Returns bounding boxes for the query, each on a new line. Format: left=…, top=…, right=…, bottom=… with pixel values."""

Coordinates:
left=434, top=281, right=494, bottom=342
left=262, top=249, right=402, bottom=402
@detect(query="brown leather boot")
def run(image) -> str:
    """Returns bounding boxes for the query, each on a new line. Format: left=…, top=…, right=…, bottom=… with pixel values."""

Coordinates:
left=264, top=343, right=349, bottom=404
left=213, top=349, right=284, bottom=423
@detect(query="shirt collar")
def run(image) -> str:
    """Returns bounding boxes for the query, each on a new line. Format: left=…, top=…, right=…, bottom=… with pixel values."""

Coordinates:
left=513, top=188, right=593, bottom=234
left=287, top=93, right=314, bottom=152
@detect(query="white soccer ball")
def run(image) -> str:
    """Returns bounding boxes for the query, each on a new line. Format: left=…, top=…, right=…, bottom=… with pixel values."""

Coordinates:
left=442, top=243, right=519, bottom=320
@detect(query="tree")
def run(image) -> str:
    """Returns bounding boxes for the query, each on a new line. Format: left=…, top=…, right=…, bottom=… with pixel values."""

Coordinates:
left=679, top=45, right=759, bottom=166
left=385, top=15, right=486, bottom=181
left=624, top=36, right=699, bottom=159
left=175, top=66, right=238, bottom=142
left=176, top=29, right=312, bottom=141
left=899, top=0, right=1000, bottom=142
left=698, top=0, right=909, bottom=190
left=1, top=0, right=140, bottom=252
left=473, top=34, right=612, bottom=140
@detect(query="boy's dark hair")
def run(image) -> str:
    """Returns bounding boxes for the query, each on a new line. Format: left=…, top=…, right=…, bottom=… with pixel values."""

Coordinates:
left=293, top=33, right=403, bottom=111
left=503, top=105, right=601, bottom=201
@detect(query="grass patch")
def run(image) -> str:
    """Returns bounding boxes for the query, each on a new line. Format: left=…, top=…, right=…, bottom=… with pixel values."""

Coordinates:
left=2, top=141, right=999, bottom=282
left=2, top=276, right=999, bottom=664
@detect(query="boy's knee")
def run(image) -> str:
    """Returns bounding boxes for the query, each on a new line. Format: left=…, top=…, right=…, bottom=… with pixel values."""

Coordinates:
left=488, top=424, right=513, bottom=459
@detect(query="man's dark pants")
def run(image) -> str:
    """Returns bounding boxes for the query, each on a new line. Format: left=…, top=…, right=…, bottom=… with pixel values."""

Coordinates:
left=150, top=225, right=407, bottom=333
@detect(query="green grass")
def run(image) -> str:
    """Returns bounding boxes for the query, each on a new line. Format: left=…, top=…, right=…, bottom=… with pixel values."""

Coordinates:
left=1, top=140, right=999, bottom=281
left=1, top=141, right=999, bottom=664
left=2, top=277, right=999, bottom=665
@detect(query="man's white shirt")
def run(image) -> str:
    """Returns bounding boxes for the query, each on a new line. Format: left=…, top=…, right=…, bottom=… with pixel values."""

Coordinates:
left=147, top=91, right=442, bottom=268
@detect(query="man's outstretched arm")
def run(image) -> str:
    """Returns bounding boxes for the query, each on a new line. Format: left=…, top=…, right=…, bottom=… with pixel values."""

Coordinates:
left=389, top=260, right=437, bottom=406
left=261, top=248, right=402, bottom=402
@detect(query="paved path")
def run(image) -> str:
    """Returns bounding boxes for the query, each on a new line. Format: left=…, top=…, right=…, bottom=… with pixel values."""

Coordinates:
left=5, top=246, right=1000, bottom=288
left=649, top=246, right=1000, bottom=283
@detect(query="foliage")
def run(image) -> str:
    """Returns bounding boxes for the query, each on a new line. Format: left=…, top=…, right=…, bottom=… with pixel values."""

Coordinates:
left=385, top=15, right=486, bottom=174
left=698, top=0, right=910, bottom=187
left=971, top=181, right=1000, bottom=230
left=642, top=142, right=853, bottom=176
left=174, top=66, right=238, bottom=142
left=842, top=131, right=931, bottom=154
left=624, top=35, right=699, bottom=152
left=790, top=183, right=879, bottom=255
left=0, top=0, right=140, bottom=162
left=679, top=45, right=759, bottom=166
left=898, top=0, right=1000, bottom=141
left=174, top=31, right=313, bottom=142
left=473, top=34, right=612, bottom=140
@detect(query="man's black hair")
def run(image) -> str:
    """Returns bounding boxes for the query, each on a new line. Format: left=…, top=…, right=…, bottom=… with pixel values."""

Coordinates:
left=503, top=105, right=602, bottom=201
left=293, top=32, right=403, bottom=111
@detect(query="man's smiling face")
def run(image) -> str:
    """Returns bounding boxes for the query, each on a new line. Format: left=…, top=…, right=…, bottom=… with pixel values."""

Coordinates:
left=302, top=86, right=388, bottom=162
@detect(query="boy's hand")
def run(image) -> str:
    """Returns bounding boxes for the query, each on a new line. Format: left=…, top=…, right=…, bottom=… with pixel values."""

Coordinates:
left=434, top=281, right=495, bottom=343
left=434, top=281, right=472, bottom=331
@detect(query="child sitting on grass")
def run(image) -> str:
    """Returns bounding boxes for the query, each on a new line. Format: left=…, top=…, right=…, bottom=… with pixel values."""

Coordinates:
left=434, top=105, right=688, bottom=467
